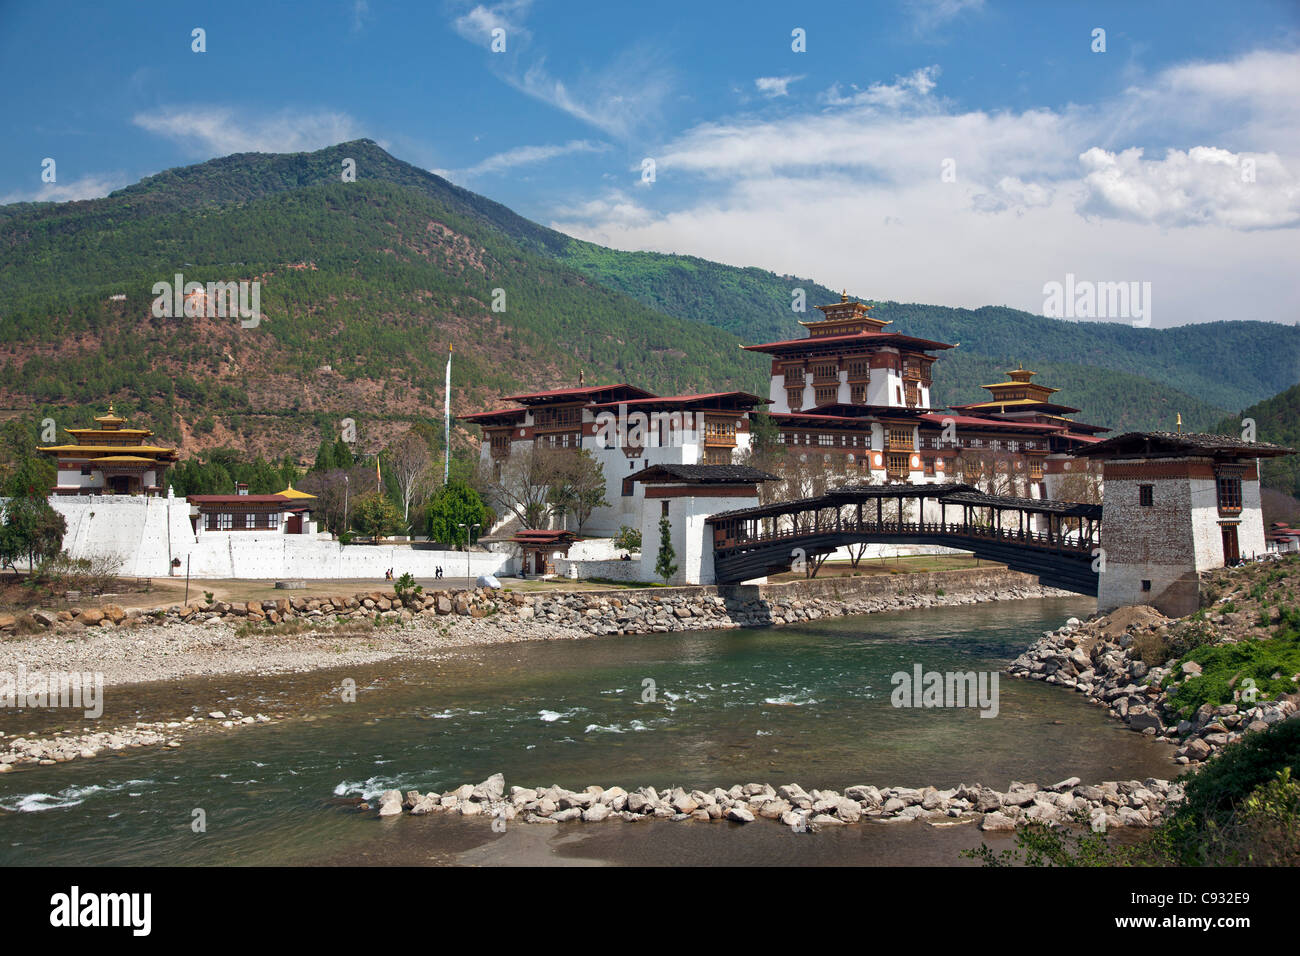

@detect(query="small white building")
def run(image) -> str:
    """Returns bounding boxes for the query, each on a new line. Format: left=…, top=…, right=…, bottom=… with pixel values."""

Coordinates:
left=1082, top=432, right=1292, bottom=616
left=629, top=464, right=776, bottom=586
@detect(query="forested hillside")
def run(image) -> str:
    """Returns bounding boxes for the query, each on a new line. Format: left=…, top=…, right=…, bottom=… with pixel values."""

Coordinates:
left=0, top=173, right=765, bottom=458
left=1216, top=383, right=1300, bottom=499
left=1, top=138, right=1295, bottom=463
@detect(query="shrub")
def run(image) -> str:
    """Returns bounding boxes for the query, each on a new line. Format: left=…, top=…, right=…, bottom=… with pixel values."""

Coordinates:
left=394, top=571, right=422, bottom=601
left=613, top=525, right=642, bottom=552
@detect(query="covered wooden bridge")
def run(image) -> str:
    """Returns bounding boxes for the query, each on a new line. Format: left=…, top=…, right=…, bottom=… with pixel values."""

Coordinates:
left=707, top=482, right=1102, bottom=593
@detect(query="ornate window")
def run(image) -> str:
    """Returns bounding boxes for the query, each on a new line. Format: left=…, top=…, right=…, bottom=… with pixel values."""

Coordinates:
left=1215, top=471, right=1243, bottom=514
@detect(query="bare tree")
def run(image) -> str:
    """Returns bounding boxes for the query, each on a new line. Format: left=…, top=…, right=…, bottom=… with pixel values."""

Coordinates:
left=480, top=443, right=569, bottom=529
left=955, top=449, right=1017, bottom=497
left=1052, top=468, right=1103, bottom=504
left=546, top=449, right=609, bottom=533
left=388, top=432, right=434, bottom=528
left=299, top=464, right=372, bottom=534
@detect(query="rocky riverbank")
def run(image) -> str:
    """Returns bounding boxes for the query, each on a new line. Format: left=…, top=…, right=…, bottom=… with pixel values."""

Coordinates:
left=358, top=772, right=1184, bottom=831
left=1008, top=604, right=1298, bottom=764
left=0, top=570, right=1067, bottom=692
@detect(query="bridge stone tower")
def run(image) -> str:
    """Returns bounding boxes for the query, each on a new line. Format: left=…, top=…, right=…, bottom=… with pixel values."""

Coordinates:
left=1081, top=432, right=1292, bottom=617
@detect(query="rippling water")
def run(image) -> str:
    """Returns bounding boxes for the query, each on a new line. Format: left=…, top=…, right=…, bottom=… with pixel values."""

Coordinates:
left=0, top=597, right=1177, bottom=866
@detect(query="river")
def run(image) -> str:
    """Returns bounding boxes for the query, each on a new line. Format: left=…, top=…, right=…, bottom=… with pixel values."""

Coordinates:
left=0, top=596, right=1177, bottom=866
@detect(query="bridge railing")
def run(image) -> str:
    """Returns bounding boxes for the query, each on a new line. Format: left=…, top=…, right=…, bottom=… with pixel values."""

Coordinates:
left=716, top=517, right=1097, bottom=557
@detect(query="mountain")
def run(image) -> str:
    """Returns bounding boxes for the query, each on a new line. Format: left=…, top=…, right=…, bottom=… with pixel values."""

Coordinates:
left=0, top=144, right=766, bottom=457
left=1, top=139, right=1296, bottom=461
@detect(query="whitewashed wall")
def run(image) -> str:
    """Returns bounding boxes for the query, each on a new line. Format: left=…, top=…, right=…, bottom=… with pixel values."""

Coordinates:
left=45, top=496, right=514, bottom=580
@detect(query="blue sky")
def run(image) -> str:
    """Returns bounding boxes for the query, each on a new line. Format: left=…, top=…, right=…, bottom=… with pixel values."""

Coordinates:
left=2, top=0, right=1298, bottom=326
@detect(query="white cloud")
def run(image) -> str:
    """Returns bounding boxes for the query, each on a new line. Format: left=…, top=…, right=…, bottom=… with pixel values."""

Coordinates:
left=971, top=176, right=1055, bottom=214
left=552, top=48, right=1300, bottom=326
left=448, top=1, right=672, bottom=140
left=905, top=0, right=986, bottom=33
left=821, top=66, right=941, bottom=108
left=445, top=139, right=610, bottom=179
left=1, top=174, right=128, bottom=205
left=351, top=0, right=370, bottom=33
left=755, top=75, right=804, bottom=98
left=451, top=0, right=532, bottom=48
left=1078, top=146, right=1300, bottom=230
left=134, top=106, right=366, bottom=156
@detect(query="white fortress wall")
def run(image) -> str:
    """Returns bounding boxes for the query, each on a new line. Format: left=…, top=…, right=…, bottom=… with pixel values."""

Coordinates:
left=46, top=497, right=514, bottom=579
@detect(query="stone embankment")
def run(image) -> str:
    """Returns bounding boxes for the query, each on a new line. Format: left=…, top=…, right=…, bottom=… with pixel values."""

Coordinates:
left=362, top=772, right=1183, bottom=832
left=1008, top=605, right=1297, bottom=764
left=1, top=567, right=1068, bottom=638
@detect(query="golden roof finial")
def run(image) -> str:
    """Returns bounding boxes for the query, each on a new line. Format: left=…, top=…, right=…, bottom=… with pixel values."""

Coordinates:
left=840, top=289, right=848, bottom=302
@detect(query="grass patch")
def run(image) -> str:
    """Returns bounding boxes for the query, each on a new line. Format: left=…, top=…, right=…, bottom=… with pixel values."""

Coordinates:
left=1165, top=613, right=1300, bottom=716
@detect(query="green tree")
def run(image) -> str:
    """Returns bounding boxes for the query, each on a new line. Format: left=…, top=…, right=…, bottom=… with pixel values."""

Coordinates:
left=426, top=480, right=488, bottom=550
left=0, top=494, right=66, bottom=573
left=333, top=438, right=355, bottom=469
left=654, top=515, right=677, bottom=584
left=350, top=491, right=402, bottom=538
left=613, top=525, right=641, bottom=551
left=312, top=440, right=335, bottom=472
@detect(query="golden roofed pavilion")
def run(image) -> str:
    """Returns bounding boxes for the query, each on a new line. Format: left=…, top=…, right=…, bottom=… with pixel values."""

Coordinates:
left=38, top=405, right=180, bottom=496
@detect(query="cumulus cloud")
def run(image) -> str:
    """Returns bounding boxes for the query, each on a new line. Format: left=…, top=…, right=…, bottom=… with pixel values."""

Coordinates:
left=552, top=48, right=1300, bottom=325
left=134, top=106, right=366, bottom=156
left=1078, top=146, right=1300, bottom=230
left=755, top=75, right=804, bottom=98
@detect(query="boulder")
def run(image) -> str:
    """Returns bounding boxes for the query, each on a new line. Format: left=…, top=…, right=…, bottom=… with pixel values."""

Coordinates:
left=979, top=812, right=1016, bottom=831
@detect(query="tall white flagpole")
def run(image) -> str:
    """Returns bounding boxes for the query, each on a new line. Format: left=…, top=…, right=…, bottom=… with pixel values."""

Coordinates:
left=444, top=344, right=453, bottom=483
